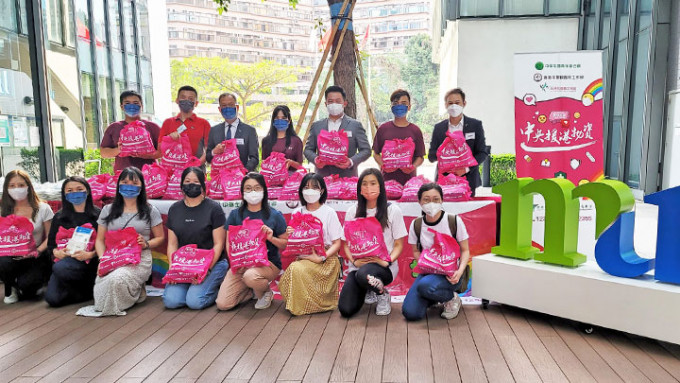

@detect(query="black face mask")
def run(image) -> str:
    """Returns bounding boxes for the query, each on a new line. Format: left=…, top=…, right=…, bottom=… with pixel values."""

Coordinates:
left=182, top=183, right=203, bottom=198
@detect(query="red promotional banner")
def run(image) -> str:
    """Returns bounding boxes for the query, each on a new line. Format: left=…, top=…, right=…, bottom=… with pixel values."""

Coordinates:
left=514, top=52, right=604, bottom=185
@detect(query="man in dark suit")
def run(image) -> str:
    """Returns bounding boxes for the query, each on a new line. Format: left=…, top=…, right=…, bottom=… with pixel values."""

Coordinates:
left=304, top=85, right=372, bottom=178
left=428, top=88, right=488, bottom=195
left=206, top=92, right=259, bottom=172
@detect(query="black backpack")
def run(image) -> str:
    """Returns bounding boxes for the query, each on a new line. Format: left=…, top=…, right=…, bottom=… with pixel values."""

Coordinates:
left=413, top=214, right=470, bottom=294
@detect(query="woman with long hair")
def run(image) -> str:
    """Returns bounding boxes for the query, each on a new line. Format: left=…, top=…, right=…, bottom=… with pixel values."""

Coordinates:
left=88, top=167, right=165, bottom=316
left=216, top=173, right=288, bottom=311
left=338, top=168, right=407, bottom=318
left=279, top=173, right=343, bottom=315
left=261, top=105, right=303, bottom=172
left=163, top=167, right=228, bottom=310
left=44, top=176, right=101, bottom=307
left=0, top=170, right=54, bottom=304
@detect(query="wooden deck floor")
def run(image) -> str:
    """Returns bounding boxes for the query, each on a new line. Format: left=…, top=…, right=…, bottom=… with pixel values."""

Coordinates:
left=0, top=295, right=678, bottom=383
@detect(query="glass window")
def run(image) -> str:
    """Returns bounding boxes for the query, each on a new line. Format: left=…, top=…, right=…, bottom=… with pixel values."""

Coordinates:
left=583, top=0, right=597, bottom=49
left=143, top=86, right=153, bottom=115
left=136, top=0, right=151, bottom=58
left=606, top=0, right=632, bottom=180
left=123, top=0, right=136, bottom=54
left=44, top=1, right=84, bottom=175
left=549, top=0, right=580, bottom=14
left=98, top=76, right=113, bottom=127
left=43, top=0, right=63, bottom=44
left=92, top=0, right=106, bottom=45
left=504, top=0, right=544, bottom=15
left=75, top=0, right=92, bottom=72
left=108, top=0, right=121, bottom=49
left=112, top=49, right=124, bottom=79
left=625, top=27, right=651, bottom=187
left=600, top=0, right=612, bottom=49
left=96, top=45, right=109, bottom=76
left=140, top=58, right=151, bottom=86
left=460, top=0, right=499, bottom=17
left=80, top=72, right=99, bottom=146
left=0, top=0, right=18, bottom=32
left=126, top=53, right=137, bottom=85
left=637, top=0, right=652, bottom=31
left=0, top=23, right=44, bottom=180
left=113, top=79, right=125, bottom=120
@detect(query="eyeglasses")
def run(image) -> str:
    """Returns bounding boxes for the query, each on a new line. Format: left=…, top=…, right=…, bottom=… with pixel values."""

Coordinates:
left=243, top=186, right=264, bottom=193
left=391, top=101, right=410, bottom=106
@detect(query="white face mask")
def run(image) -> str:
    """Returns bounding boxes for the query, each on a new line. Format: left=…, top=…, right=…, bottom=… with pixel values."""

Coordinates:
left=244, top=191, right=264, bottom=205
left=422, top=202, right=442, bottom=217
left=447, top=104, right=464, bottom=118
left=303, top=189, right=321, bottom=204
left=326, top=103, right=344, bottom=117
left=8, top=187, right=28, bottom=201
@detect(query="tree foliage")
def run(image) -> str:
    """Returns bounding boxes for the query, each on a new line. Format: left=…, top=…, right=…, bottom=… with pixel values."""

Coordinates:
left=170, top=57, right=302, bottom=126
left=212, top=0, right=299, bottom=14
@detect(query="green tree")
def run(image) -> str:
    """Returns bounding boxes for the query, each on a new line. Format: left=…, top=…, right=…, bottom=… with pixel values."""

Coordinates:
left=212, top=0, right=358, bottom=118
left=171, top=57, right=302, bottom=127
left=401, top=34, right=441, bottom=136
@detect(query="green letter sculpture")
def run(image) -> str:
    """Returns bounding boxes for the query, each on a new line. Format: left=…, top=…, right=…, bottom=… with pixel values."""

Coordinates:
left=491, top=178, right=539, bottom=260
left=522, top=178, right=586, bottom=267
left=572, top=180, right=635, bottom=237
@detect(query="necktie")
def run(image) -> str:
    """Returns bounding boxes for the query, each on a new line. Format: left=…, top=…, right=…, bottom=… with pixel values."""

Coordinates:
left=226, top=124, right=233, bottom=140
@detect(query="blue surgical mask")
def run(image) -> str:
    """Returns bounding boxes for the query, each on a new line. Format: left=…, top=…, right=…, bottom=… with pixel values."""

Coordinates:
left=123, top=103, right=141, bottom=117
left=221, top=106, right=237, bottom=120
left=119, top=184, right=141, bottom=199
left=273, top=119, right=289, bottom=131
left=391, top=104, right=408, bottom=118
left=65, top=191, right=87, bottom=205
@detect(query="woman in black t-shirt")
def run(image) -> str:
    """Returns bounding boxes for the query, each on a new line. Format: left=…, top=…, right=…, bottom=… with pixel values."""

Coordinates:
left=45, top=176, right=101, bottom=307
left=162, top=167, right=228, bottom=310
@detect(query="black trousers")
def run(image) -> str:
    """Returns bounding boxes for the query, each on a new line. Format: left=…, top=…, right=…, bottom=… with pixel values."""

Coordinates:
left=45, top=257, right=99, bottom=307
left=0, top=254, right=51, bottom=298
left=338, top=263, right=393, bottom=318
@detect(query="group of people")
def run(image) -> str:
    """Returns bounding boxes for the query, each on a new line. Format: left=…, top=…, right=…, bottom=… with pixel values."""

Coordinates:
left=0, top=83, right=486, bottom=321
left=0, top=166, right=469, bottom=321
left=100, top=84, right=487, bottom=191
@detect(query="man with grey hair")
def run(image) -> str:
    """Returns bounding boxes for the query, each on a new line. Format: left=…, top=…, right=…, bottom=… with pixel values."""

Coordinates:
left=206, top=92, right=259, bottom=171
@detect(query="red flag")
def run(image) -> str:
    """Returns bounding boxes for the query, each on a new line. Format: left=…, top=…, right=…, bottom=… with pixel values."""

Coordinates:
left=318, top=28, right=332, bottom=51
left=360, top=25, right=370, bottom=51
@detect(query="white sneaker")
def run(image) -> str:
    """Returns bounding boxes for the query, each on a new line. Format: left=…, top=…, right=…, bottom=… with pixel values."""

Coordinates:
left=441, top=293, right=462, bottom=320
left=4, top=287, right=18, bottom=304
left=375, top=290, right=391, bottom=316
left=364, top=291, right=377, bottom=304
left=254, top=289, right=274, bottom=310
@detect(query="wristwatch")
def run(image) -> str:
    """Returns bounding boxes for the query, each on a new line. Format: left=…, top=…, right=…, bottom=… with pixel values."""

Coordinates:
left=320, top=256, right=327, bottom=262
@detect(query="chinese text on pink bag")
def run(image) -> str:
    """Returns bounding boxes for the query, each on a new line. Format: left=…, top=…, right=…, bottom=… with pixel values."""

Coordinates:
left=227, top=217, right=269, bottom=273
left=343, top=217, right=390, bottom=262
left=261, top=152, right=288, bottom=186
left=162, top=244, right=213, bottom=284
left=98, top=227, right=142, bottom=277
left=282, top=212, right=325, bottom=257
left=317, top=129, right=349, bottom=165
left=414, top=228, right=461, bottom=277
left=0, top=215, right=38, bottom=257
left=436, top=130, right=478, bottom=174
left=382, top=137, right=415, bottom=171
left=119, top=120, right=156, bottom=157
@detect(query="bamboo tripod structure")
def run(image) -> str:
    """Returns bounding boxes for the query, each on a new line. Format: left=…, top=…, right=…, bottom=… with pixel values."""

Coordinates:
left=296, top=0, right=379, bottom=145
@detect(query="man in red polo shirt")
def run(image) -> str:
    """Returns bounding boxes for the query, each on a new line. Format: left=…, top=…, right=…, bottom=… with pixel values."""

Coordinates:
left=158, top=85, right=211, bottom=163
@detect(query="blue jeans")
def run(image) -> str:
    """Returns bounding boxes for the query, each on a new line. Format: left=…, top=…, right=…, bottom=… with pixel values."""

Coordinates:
left=402, top=274, right=459, bottom=321
left=163, top=259, right=228, bottom=310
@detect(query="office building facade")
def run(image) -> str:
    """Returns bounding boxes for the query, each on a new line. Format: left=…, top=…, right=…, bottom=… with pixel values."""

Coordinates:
left=0, top=0, right=156, bottom=182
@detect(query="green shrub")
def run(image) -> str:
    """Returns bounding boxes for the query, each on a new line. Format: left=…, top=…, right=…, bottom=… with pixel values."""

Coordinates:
left=479, top=154, right=517, bottom=187
left=84, top=149, right=114, bottom=177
